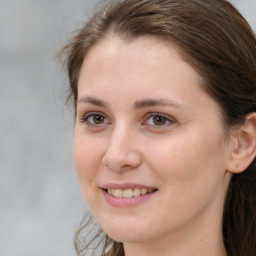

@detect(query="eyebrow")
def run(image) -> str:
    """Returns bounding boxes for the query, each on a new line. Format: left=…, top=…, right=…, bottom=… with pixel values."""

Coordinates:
left=134, top=98, right=185, bottom=110
left=77, top=96, right=186, bottom=110
left=77, top=96, right=110, bottom=107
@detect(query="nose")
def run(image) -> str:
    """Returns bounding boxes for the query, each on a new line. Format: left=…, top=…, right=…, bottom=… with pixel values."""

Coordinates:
left=102, top=126, right=142, bottom=172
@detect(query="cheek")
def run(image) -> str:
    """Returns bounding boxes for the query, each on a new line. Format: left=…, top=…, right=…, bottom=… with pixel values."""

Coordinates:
left=73, top=133, right=103, bottom=187
left=142, top=137, right=228, bottom=229
left=144, top=136, right=196, bottom=172
left=73, top=133, right=108, bottom=214
left=145, top=132, right=226, bottom=197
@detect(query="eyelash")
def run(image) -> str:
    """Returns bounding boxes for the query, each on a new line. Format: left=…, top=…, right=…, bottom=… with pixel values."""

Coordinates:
left=80, top=112, right=110, bottom=127
left=80, top=112, right=175, bottom=127
left=143, top=113, right=175, bottom=127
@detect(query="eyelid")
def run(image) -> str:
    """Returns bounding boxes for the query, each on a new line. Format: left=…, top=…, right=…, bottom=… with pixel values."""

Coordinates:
left=143, top=112, right=176, bottom=126
left=80, top=111, right=110, bottom=126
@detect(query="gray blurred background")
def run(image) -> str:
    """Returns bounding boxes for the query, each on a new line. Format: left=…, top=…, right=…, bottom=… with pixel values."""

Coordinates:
left=0, top=0, right=255, bottom=255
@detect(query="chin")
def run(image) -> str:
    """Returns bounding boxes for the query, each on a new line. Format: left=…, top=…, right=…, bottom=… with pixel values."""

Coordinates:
left=106, top=230, right=147, bottom=244
left=100, top=219, right=152, bottom=243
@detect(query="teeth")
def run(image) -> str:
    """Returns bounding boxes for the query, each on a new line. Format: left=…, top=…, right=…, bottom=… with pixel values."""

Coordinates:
left=133, top=188, right=140, bottom=197
left=123, top=189, right=133, bottom=198
left=141, top=188, right=147, bottom=195
left=114, top=189, right=123, bottom=198
left=107, top=188, right=154, bottom=198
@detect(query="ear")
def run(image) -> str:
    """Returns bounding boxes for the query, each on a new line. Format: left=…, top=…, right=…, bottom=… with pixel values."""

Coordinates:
left=226, top=112, right=256, bottom=173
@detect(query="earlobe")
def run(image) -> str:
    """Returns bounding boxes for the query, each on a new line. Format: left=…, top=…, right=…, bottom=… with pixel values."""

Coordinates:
left=226, top=112, right=256, bottom=173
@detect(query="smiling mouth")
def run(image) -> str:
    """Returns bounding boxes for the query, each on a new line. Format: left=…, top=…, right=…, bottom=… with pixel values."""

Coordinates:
left=105, top=188, right=157, bottom=198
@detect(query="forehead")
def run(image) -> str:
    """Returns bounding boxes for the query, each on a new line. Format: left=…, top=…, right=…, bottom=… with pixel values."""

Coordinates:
left=78, top=35, right=203, bottom=94
left=83, top=35, right=183, bottom=68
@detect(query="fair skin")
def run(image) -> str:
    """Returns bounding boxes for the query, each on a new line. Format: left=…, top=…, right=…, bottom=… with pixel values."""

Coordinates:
left=73, top=36, right=255, bottom=256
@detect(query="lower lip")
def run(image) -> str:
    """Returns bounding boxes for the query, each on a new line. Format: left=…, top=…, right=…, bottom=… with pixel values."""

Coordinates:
left=102, top=189, right=157, bottom=207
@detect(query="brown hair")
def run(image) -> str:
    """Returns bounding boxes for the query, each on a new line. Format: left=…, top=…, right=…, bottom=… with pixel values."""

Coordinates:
left=58, top=0, right=256, bottom=255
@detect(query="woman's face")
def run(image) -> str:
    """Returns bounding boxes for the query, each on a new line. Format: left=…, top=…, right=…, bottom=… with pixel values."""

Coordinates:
left=74, top=36, right=233, bottom=246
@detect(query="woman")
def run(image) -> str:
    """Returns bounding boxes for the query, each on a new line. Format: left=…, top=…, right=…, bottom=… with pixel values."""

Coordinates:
left=59, top=0, right=256, bottom=255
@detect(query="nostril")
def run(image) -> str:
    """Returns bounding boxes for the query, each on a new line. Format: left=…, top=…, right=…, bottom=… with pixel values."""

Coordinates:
left=121, top=164, right=132, bottom=169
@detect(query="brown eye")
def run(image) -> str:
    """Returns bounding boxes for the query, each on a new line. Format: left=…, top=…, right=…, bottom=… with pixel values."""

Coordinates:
left=144, top=113, right=175, bottom=127
left=81, top=113, right=109, bottom=126
left=93, top=115, right=105, bottom=124
left=152, top=115, right=167, bottom=125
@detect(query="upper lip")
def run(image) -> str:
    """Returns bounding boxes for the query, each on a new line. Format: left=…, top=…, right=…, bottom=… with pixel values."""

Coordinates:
left=101, top=183, right=157, bottom=190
